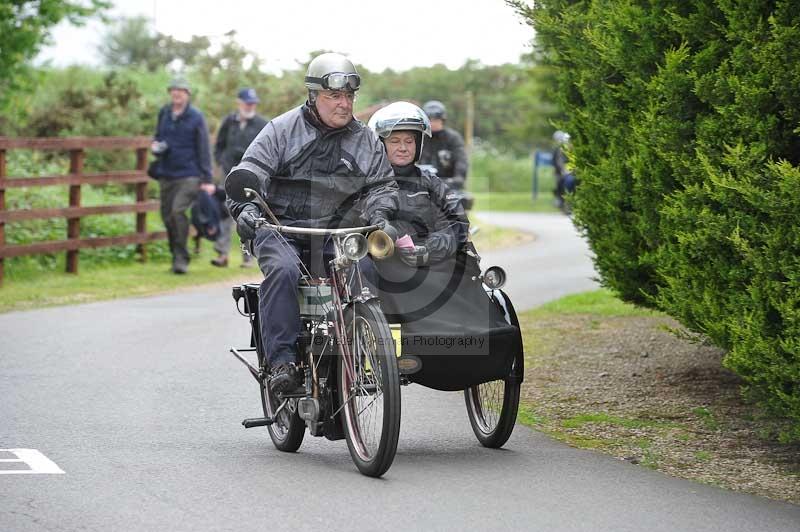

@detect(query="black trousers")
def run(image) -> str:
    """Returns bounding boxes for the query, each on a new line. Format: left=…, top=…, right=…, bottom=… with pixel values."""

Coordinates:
left=252, top=229, right=376, bottom=367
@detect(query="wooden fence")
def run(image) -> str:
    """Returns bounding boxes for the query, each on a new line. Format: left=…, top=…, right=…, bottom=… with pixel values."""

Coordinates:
left=0, top=136, right=166, bottom=286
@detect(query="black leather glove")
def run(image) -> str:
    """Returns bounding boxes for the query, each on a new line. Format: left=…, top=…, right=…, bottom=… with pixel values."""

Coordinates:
left=371, top=217, right=399, bottom=241
left=381, top=222, right=399, bottom=242
left=236, top=204, right=261, bottom=242
left=398, top=245, right=429, bottom=267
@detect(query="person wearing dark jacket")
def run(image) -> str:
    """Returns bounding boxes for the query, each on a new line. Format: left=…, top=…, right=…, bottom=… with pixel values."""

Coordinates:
left=419, top=100, right=469, bottom=185
left=214, top=88, right=269, bottom=177
left=551, top=130, right=576, bottom=210
left=225, top=53, right=398, bottom=394
left=207, top=87, right=268, bottom=267
left=368, top=103, right=521, bottom=396
left=150, top=78, right=212, bottom=274
left=367, top=101, right=468, bottom=267
left=369, top=102, right=506, bottom=384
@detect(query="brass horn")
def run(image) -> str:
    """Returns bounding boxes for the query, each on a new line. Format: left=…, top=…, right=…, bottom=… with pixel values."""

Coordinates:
left=367, top=230, right=394, bottom=259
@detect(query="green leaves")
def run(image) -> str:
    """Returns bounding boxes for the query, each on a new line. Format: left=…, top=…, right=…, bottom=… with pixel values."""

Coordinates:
left=525, top=0, right=800, bottom=439
left=0, top=1, right=108, bottom=111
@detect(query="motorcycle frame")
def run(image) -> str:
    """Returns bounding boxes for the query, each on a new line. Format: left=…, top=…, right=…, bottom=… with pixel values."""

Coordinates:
left=231, top=221, right=383, bottom=438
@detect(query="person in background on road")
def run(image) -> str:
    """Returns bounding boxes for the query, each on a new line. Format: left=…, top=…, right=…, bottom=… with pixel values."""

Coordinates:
left=150, top=78, right=212, bottom=274
left=368, top=101, right=469, bottom=268
left=552, top=130, right=577, bottom=211
left=205, top=88, right=268, bottom=268
left=225, top=52, right=398, bottom=394
left=419, top=100, right=469, bottom=186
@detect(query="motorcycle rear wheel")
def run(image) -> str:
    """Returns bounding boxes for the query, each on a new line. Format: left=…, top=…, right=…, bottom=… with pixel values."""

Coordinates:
left=261, top=372, right=305, bottom=452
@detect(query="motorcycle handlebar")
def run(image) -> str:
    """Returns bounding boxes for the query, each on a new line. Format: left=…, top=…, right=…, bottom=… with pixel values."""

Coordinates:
left=253, top=220, right=380, bottom=236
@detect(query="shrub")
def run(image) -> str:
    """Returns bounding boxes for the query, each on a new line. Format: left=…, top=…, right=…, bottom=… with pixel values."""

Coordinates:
left=514, top=0, right=800, bottom=438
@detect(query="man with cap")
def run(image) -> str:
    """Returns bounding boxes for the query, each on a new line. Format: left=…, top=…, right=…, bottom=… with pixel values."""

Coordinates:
left=150, top=78, right=212, bottom=274
left=225, top=52, right=398, bottom=394
left=206, top=88, right=268, bottom=267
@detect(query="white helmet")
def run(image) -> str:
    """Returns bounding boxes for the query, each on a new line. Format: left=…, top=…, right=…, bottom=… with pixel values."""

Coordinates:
left=368, top=102, right=431, bottom=163
left=553, top=130, right=571, bottom=144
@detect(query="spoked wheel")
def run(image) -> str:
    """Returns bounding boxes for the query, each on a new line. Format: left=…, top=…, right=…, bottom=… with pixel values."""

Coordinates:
left=465, top=352, right=523, bottom=448
left=338, top=301, right=401, bottom=477
left=261, top=371, right=305, bottom=452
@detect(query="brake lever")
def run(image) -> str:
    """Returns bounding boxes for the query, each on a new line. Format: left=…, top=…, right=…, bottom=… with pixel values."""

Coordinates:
left=244, top=187, right=282, bottom=227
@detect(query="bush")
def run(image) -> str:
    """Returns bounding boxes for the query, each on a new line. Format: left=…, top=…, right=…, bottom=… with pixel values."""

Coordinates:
left=516, top=0, right=800, bottom=438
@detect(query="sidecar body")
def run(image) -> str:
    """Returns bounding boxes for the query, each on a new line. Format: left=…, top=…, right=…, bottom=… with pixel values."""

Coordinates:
left=376, top=247, right=523, bottom=391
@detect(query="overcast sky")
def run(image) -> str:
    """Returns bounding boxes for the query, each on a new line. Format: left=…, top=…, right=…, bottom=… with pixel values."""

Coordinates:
left=38, top=0, right=534, bottom=73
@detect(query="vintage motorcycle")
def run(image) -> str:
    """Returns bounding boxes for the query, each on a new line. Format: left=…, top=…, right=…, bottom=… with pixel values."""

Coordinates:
left=227, top=181, right=523, bottom=478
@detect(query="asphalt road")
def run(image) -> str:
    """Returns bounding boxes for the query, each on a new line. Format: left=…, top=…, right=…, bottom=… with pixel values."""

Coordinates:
left=2, top=213, right=798, bottom=531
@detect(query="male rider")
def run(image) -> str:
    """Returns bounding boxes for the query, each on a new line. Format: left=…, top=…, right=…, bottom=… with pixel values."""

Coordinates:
left=225, top=53, right=398, bottom=394
left=419, top=100, right=469, bottom=186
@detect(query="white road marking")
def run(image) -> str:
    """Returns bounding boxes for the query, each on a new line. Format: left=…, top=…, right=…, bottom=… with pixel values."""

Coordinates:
left=0, top=449, right=65, bottom=474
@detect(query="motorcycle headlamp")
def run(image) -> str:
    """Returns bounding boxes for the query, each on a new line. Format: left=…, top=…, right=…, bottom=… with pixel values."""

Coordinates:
left=342, top=233, right=368, bottom=261
left=483, top=266, right=507, bottom=290
left=305, top=72, right=361, bottom=92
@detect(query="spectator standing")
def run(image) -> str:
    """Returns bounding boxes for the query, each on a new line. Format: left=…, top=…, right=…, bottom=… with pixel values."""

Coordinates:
left=150, top=78, right=212, bottom=274
left=206, top=88, right=268, bottom=267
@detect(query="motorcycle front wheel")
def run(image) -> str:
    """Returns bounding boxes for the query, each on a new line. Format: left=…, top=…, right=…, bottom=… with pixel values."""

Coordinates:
left=338, top=300, right=401, bottom=477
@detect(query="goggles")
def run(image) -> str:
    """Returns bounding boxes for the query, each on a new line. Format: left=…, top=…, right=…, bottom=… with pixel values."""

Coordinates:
left=306, top=72, right=361, bottom=91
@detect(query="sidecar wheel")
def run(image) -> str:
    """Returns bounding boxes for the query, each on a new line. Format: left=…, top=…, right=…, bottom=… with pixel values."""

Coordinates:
left=464, top=351, right=522, bottom=448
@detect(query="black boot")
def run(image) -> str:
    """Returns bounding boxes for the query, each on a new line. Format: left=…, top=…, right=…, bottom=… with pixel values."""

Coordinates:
left=269, top=363, right=304, bottom=395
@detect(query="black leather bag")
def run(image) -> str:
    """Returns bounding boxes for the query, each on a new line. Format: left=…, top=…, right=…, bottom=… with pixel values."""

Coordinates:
left=146, top=159, right=160, bottom=180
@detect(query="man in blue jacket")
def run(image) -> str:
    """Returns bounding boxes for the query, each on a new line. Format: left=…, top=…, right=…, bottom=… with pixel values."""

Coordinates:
left=150, top=78, right=212, bottom=274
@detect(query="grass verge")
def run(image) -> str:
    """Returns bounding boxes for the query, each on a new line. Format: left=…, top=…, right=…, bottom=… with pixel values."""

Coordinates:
left=0, top=244, right=258, bottom=313
left=470, top=216, right=535, bottom=251
left=472, top=192, right=560, bottom=213
left=516, top=289, right=800, bottom=504
left=0, top=218, right=531, bottom=313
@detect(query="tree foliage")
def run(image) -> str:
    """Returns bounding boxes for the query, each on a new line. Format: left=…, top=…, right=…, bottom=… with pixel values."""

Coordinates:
left=86, top=17, right=561, bottom=152
left=360, top=58, right=548, bottom=153
left=514, top=0, right=800, bottom=438
left=0, top=0, right=108, bottom=123
left=97, top=15, right=210, bottom=72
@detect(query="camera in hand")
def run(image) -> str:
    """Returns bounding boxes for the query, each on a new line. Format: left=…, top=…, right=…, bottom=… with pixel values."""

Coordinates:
left=151, top=141, right=169, bottom=155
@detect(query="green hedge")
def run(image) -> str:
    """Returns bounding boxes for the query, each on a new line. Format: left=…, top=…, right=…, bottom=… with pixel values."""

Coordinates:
left=516, top=0, right=800, bottom=438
